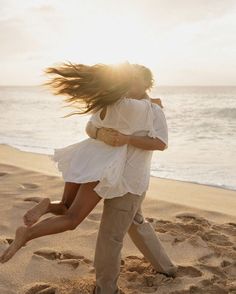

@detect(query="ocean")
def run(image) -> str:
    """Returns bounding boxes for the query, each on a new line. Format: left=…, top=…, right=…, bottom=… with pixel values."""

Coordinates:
left=0, top=85, right=235, bottom=191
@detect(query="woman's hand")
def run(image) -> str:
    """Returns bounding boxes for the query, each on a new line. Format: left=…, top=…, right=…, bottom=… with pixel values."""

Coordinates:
left=97, top=128, right=130, bottom=147
left=142, top=93, right=163, bottom=108
left=150, top=98, right=163, bottom=108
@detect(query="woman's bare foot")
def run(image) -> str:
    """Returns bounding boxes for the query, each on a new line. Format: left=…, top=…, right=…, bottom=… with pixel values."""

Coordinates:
left=0, top=226, right=29, bottom=263
left=23, top=198, right=50, bottom=227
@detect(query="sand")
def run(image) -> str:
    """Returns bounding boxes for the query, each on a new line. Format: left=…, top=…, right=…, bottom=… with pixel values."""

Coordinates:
left=0, top=143, right=235, bottom=294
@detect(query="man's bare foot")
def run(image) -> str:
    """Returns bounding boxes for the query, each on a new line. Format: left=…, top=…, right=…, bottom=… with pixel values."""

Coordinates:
left=23, top=198, right=50, bottom=227
left=0, top=226, right=29, bottom=263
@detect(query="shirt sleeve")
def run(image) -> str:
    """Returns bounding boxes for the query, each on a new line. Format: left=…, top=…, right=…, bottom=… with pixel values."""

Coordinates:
left=115, top=98, right=150, bottom=134
left=117, top=98, right=149, bottom=118
left=147, top=103, right=168, bottom=148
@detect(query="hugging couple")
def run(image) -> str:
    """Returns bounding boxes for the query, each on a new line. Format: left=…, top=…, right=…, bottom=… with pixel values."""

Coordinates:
left=0, top=61, right=177, bottom=294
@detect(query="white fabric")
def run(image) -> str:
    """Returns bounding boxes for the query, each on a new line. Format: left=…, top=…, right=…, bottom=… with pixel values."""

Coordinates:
left=50, top=97, right=168, bottom=198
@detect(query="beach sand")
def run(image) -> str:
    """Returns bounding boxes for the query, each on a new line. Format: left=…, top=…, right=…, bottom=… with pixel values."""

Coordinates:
left=0, top=144, right=235, bottom=294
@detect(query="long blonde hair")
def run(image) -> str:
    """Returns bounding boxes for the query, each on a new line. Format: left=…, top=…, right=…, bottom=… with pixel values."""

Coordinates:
left=42, top=61, right=135, bottom=118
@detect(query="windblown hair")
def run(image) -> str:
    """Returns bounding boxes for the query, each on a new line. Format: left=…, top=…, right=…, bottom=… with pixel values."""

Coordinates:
left=132, top=64, right=154, bottom=90
left=42, top=61, right=135, bottom=118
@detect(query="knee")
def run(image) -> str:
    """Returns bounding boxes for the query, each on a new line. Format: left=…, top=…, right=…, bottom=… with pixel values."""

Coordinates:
left=65, top=212, right=79, bottom=230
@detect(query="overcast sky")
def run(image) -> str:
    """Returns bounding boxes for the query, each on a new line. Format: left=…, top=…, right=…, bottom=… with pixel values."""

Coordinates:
left=1, top=0, right=236, bottom=86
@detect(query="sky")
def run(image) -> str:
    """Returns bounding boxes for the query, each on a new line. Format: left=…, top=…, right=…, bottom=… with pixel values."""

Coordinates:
left=0, top=0, right=236, bottom=86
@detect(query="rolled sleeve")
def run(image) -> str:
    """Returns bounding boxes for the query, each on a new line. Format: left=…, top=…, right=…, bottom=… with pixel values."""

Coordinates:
left=148, top=104, right=168, bottom=148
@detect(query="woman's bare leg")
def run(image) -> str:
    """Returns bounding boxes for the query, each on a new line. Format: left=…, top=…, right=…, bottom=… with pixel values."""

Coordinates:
left=0, top=181, right=102, bottom=263
left=23, top=182, right=81, bottom=226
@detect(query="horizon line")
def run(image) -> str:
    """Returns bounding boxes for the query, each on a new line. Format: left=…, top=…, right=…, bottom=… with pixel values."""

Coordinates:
left=1, top=84, right=236, bottom=87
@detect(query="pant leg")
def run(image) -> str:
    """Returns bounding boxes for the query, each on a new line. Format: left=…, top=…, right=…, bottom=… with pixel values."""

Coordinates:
left=93, top=191, right=145, bottom=294
left=128, top=192, right=177, bottom=276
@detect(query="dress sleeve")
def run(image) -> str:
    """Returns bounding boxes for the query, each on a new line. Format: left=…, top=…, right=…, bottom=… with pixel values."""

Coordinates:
left=147, top=103, right=168, bottom=148
left=87, top=111, right=102, bottom=128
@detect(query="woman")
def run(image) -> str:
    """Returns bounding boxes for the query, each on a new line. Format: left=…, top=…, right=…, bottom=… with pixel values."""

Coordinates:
left=0, top=61, right=167, bottom=264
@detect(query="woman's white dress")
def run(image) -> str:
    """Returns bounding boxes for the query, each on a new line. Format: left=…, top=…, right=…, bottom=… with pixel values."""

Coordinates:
left=50, top=97, right=168, bottom=198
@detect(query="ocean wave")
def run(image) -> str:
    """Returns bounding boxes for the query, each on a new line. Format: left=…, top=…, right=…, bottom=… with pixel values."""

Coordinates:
left=203, top=107, right=236, bottom=119
left=217, top=107, right=236, bottom=119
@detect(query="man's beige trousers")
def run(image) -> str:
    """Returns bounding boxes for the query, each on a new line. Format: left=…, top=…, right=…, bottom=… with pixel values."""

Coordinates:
left=93, top=191, right=177, bottom=294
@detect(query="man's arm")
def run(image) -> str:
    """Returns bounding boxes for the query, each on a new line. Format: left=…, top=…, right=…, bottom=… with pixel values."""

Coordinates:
left=127, top=135, right=167, bottom=151
left=85, top=121, right=167, bottom=151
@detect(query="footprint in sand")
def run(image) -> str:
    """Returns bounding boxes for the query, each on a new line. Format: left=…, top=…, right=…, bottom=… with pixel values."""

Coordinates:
left=0, top=172, right=9, bottom=177
left=25, top=279, right=96, bottom=294
left=199, top=230, right=233, bottom=246
left=120, top=256, right=175, bottom=293
left=153, top=219, right=175, bottom=234
left=175, top=212, right=211, bottom=227
left=151, top=219, right=173, bottom=233
left=20, top=183, right=39, bottom=190
left=57, top=259, right=80, bottom=269
left=24, top=196, right=45, bottom=203
left=187, top=284, right=228, bottom=294
left=154, top=218, right=204, bottom=241
left=176, top=265, right=203, bottom=277
left=122, top=255, right=148, bottom=274
left=198, top=252, right=220, bottom=264
left=220, top=260, right=232, bottom=267
left=24, top=282, right=58, bottom=294
left=33, top=248, right=92, bottom=269
left=145, top=217, right=155, bottom=223
left=141, top=286, right=158, bottom=293
left=33, top=248, right=62, bottom=260
left=145, top=217, right=171, bottom=226
left=122, top=255, right=171, bottom=279
left=212, top=223, right=236, bottom=237
left=199, top=264, right=228, bottom=279
left=172, top=235, right=187, bottom=245
left=125, top=271, right=138, bottom=282
left=177, top=214, right=236, bottom=241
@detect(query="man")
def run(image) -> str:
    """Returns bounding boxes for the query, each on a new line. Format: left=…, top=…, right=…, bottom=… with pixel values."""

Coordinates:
left=86, top=96, right=177, bottom=294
